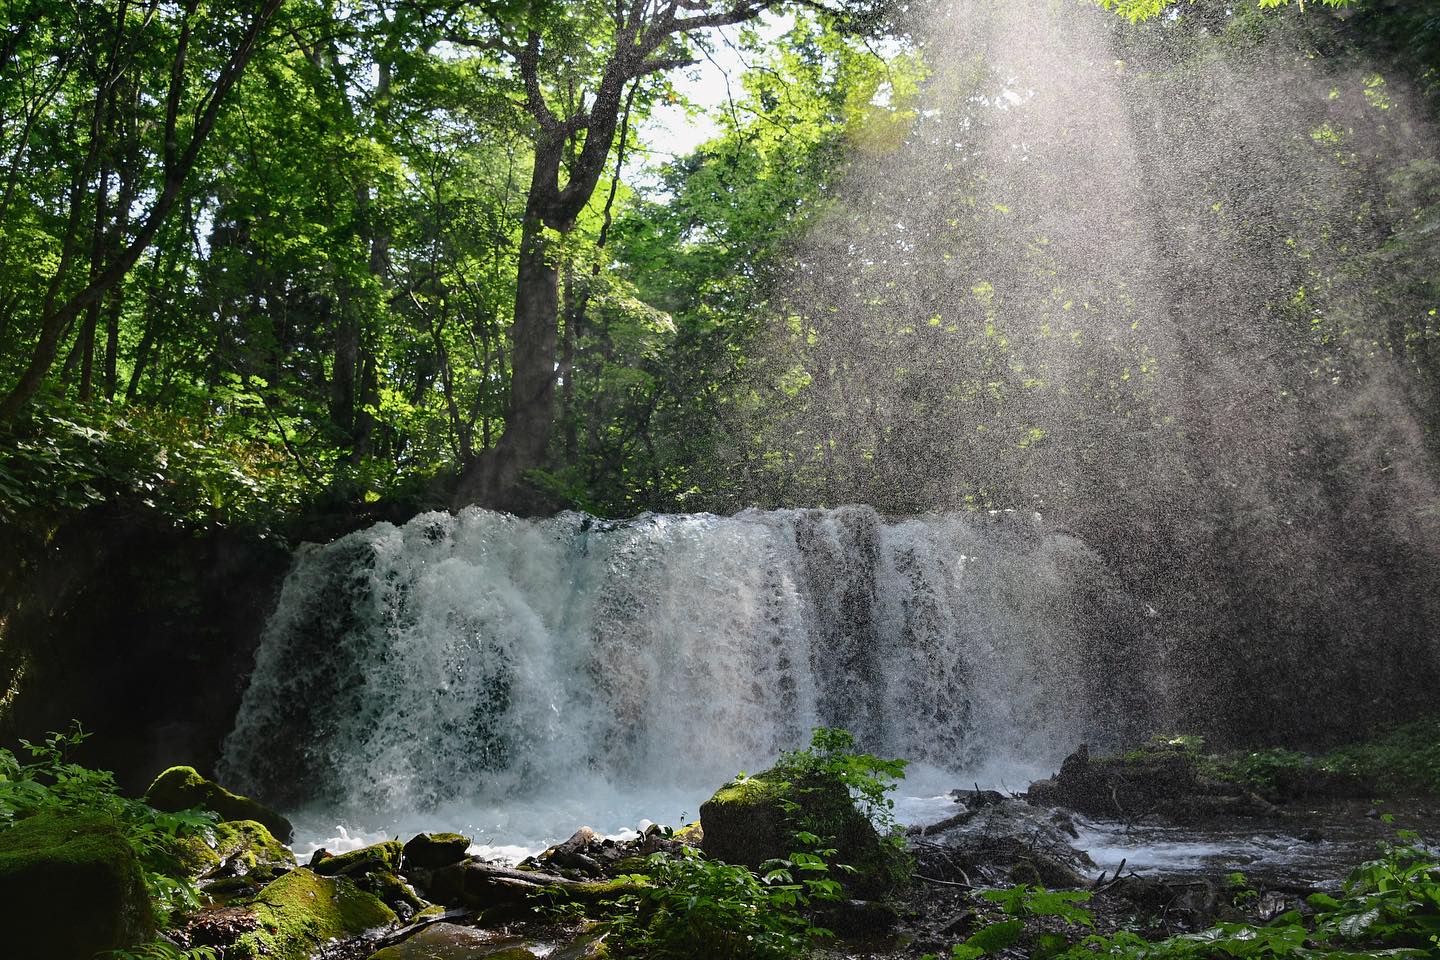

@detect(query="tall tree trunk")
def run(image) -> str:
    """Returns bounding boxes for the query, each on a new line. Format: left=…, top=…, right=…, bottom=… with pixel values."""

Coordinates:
left=561, top=264, right=579, bottom=466
left=454, top=208, right=559, bottom=509
left=331, top=294, right=359, bottom=438
left=79, top=158, right=113, bottom=402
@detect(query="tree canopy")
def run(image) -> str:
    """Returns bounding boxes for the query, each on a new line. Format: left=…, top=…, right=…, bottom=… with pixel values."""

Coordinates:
left=0, top=0, right=1434, bottom=531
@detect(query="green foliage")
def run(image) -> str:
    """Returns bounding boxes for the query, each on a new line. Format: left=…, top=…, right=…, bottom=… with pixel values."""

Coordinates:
left=1199, top=716, right=1440, bottom=798
left=924, top=887, right=1095, bottom=960
left=925, top=838, right=1440, bottom=959
left=0, top=404, right=310, bottom=532
left=103, top=945, right=220, bottom=960
left=0, top=723, right=217, bottom=921
left=585, top=729, right=902, bottom=959
left=1320, top=717, right=1440, bottom=795
left=772, top=726, right=909, bottom=838
left=597, top=845, right=839, bottom=959
left=1100, top=0, right=1352, bottom=24
left=1197, top=746, right=1315, bottom=794
left=1227, top=871, right=1261, bottom=908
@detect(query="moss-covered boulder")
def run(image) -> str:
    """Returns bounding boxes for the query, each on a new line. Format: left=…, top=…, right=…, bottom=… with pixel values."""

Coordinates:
left=699, top=769, right=905, bottom=897
left=1027, top=743, right=1277, bottom=821
left=312, top=839, right=402, bottom=877
left=169, top=818, right=295, bottom=883
left=308, top=841, right=430, bottom=918
left=228, top=867, right=397, bottom=960
left=402, top=831, right=472, bottom=870
left=145, top=765, right=294, bottom=842
left=0, top=812, right=154, bottom=960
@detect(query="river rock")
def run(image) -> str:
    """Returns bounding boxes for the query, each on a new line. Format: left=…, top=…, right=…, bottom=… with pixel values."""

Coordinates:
left=226, top=867, right=397, bottom=960
left=699, top=767, right=906, bottom=897
left=313, top=840, right=402, bottom=877
left=0, top=812, right=154, bottom=960
left=402, top=832, right=472, bottom=870
left=910, top=797, right=1095, bottom=888
left=168, top=818, right=295, bottom=886
left=144, top=765, right=295, bottom=842
left=544, top=826, right=603, bottom=874
left=309, top=841, right=429, bottom=918
left=1027, top=743, right=1277, bottom=821
left=367, top=924, right=539, bottom=959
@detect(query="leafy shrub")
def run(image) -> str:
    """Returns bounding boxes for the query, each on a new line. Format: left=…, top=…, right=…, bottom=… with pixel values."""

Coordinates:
left=598, top=844, right=841, bottom=959
left=0, top=400, right=327, bottom=535
left=0, top=723, right=216, bottom=921
left=772, top=727, right=909, bottom=837
left=588, top=728, right=899, bottom=959
left=1320, top=717, right=1440, bottom=796
left=946, top=886, right=1096, bottom=960
left=102, top=945, right=220, bottom=960
left=1193, top=716, right=1440, bottom=799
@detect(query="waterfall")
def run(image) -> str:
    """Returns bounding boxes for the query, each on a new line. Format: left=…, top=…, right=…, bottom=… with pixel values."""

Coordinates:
left=219, top=505, right=1148, bottom=845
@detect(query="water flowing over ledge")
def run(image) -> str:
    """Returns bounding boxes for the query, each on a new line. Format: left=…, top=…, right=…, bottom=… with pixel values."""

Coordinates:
left=219, top=505, right=1151, bottom=847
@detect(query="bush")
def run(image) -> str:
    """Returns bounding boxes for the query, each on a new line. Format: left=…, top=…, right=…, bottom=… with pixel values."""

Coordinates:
left=0, top=723, right=216, bottom=921
left=772, top=727, right=909, bottom=837
left=598, top=844, right=841, bottom=960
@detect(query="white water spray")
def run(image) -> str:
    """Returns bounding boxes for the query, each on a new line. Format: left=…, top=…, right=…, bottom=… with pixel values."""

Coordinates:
left=220, top=505, right=1144, bottom=852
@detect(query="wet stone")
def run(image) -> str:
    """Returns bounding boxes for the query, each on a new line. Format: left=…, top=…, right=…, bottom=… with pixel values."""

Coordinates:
left=365, top=923, right=539, bottom=960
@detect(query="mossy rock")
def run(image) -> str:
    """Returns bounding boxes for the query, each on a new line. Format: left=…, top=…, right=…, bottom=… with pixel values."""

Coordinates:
left=1029, top=744, right=1276, bottom=820
left=313, top=839, right=402, bottom=877
left=0, top=812, right=155, bottom=960
left=366, top=923, right=539, bottom=959
left=145, top=765, right=294, bottom=842
left=699, top=768, right=905, bottom=898
left=402, top=831, right=472, bottom=870
left=356, top=866, right=429, bottom=919
left=228, top=867, right=397, bottom=960
left=169, top=818, right=295, bottom=882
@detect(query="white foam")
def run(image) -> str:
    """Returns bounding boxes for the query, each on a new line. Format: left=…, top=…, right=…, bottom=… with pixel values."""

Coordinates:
left=223, top=506, right=1119, bottom=850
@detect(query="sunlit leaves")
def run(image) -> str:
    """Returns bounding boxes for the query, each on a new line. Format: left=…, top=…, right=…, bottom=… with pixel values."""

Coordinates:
left=1099, top=0, right=1353, bottom=24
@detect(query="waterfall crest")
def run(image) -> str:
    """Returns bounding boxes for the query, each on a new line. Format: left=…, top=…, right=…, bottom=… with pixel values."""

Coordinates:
left=220, top=505, right=1146, bottom=820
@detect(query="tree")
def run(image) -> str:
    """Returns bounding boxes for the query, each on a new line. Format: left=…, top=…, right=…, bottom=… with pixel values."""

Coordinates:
left=447, top=0, right=879, bottom=509
left=0, top=0, right=285, bottom=420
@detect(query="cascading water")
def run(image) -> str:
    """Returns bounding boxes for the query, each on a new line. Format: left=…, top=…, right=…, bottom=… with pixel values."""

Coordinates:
left=219, top=504, right=1150, bottom=853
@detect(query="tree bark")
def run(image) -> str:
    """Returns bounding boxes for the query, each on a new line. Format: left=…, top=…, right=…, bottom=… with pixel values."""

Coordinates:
left=454, top=207, right=558, bottom=510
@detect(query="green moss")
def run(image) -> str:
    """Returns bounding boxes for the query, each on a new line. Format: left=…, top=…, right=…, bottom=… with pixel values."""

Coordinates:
left=706, top=773, right=786, bottom=808
left=0, top=811, right=155, bottom=960
left=567, top=877, right=643, bottom=901
left=313, top=839, right=401, bottom=876
left=402, top=831, right=472, bottom=869
left=358, top=865, right=429, bottom=915
left=699, top=768, right=907, bottom=898
left=228, top=867, right=397, bottom=960
left=144, top=765, right=294, bottom=842
left=168, top=818, right=295, bottom=881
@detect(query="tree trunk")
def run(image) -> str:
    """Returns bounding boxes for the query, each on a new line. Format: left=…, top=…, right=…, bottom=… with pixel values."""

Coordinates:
left=331, top=299, right=359, bottom=437
left=454, top=209, right=559, bottom=510
left=561, top=264, right=579, bottom=465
